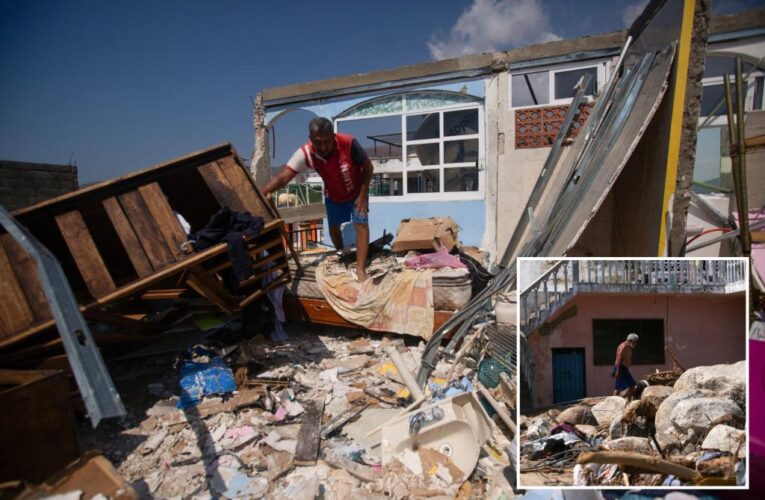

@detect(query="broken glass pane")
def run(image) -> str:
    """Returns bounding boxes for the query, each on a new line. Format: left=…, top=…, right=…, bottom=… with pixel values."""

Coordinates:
left=512, top=71, right=549, bottom=107
left=444, top=139, right=478, bottom=164
left=407, top=169, right=440, bottom=193
left=554, top=67, right=597, bottom=99
left=407, top=113, right=439, bottom=140
left=444, top=167, right=479, bottom=192
left=444, top=109, right=479, bottom=136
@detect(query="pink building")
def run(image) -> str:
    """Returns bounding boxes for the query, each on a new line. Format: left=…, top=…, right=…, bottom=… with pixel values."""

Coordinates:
left=520, top=260, right=747, bottom=408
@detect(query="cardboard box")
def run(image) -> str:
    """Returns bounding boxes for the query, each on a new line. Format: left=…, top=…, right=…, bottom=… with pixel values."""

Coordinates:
left=391, top=217, right=461, bottom=253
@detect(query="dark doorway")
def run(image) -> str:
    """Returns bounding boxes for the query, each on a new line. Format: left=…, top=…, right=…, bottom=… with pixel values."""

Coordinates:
left=552, top=348, right=586, bottom=404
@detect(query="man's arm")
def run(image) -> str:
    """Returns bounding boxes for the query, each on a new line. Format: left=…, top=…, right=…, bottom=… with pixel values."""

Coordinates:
left=614, top=343, right=624, bottom=377
left=262, top=166, right=298, bottom=198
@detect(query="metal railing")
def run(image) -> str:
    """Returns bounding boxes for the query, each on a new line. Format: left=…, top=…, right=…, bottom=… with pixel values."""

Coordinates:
left=285, top=220, right=325, bottom=253
left=520, top=259, right=747, bottom=333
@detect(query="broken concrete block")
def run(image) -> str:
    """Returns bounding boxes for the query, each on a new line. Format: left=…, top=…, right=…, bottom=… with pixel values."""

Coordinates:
left=670, top=398, right=744, bottom=435
left=702, top=424, right=746, bottom=457
left=591, top=396, right=626, bottom=426
left=525, top=417, right=552, bottom=440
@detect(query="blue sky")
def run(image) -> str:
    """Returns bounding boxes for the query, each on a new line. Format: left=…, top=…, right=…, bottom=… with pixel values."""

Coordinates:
left=1, top=0, right=760, bottom=184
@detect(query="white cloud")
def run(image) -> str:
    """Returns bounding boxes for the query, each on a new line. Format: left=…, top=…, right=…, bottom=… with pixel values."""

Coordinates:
left=621, top=0, right=649, bottom=27
left=428, top=0, right=561, bottom=60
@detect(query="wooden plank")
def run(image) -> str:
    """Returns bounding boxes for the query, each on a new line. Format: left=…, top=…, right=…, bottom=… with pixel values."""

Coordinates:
left=186, top=266, right=238, bottom=313
left=118, top=190, right=174, bottom=270
left=137, top=182, right=187, bottom=259
left=215, top=157, right=270, bottom=219
left=0, top=369, right=51, bottom=386
left=54, top=210, right=116, bottom=298
left=207, top=237, right=283, bottom=274
left=0, top=234, right=51, bottom=323
left=294, top=398, right=325, bottom=466
left=0, top=243, right=37, bottom=337
left=197, top=161, right=247, bottom=212
left=239, top=274, right=291, bottom=308
left=279, top=204, right=327, bottom=224
left=102, top=197, right=153, bottom=278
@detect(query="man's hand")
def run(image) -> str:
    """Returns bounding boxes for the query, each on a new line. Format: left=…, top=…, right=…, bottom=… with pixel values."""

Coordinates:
left=354, top=194, right=368, bottom=216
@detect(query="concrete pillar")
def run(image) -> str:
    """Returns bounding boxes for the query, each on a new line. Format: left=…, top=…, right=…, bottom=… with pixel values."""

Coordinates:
left=250, top=93, right=272, bottom=189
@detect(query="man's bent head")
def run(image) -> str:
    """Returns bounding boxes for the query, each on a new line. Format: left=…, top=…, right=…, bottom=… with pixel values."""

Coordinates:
left=627, top=333, right=639, bottom=347
left=309, top=117, right=335, bottom=158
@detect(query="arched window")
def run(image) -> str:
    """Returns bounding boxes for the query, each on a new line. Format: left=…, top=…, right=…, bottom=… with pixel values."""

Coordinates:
left=334, top=91, right=484, bottom=199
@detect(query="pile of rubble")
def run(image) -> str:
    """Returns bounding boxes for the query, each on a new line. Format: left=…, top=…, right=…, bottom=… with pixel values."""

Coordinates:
left=519, top=361, right=747, bottom=487
left=76, top=323, right=517, bottom=499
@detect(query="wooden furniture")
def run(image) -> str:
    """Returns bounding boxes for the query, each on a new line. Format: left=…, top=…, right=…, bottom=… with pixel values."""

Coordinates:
left=283, top=296, right=454, bottom=335
left=0, top=143, right=291, bottom=361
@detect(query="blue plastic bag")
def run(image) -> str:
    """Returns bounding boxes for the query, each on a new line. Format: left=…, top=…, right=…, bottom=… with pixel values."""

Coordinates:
left=177, top=356, right=237, bottom=408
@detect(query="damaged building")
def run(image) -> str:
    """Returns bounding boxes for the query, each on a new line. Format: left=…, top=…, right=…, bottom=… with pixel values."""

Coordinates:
left=252, top=6, right=764, bottom=259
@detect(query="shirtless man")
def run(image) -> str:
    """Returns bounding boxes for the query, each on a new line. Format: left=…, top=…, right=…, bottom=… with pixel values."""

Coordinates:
left=612, top=333, right=639, bottom=399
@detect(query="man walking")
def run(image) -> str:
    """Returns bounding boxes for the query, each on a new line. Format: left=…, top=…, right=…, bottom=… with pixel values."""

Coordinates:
left=612, top=333, right=639, bottom=399
left=263, top=117, right=373, bottom=281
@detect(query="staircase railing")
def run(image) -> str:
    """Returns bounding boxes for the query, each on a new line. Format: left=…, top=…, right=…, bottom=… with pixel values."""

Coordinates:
left=520, top=259, right=746, bottom=332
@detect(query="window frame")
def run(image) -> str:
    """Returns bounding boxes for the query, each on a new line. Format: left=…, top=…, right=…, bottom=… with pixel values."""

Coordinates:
left=508, top=59, right=609, bottom=110
left=334, top=97, right=484, bottom=202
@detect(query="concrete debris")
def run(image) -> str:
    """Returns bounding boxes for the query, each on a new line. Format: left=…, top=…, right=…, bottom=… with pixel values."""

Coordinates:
left=520, top=362, right=746, bottom=487
left=69, top=322, right=516, bottom=498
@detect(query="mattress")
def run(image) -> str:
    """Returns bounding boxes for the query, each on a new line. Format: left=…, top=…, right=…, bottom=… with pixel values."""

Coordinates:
left=287, top=251, right=472, bottom=310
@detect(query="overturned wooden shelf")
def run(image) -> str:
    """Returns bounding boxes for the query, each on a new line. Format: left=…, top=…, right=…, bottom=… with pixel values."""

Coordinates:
left=0, top=143, right=293, bottom=356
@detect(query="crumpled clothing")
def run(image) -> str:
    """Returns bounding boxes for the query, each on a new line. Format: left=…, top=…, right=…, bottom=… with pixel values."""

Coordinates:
left=188, top=207, right=264, bottom=282
left=405, top=246, right=467, bottom=270
left=315, top=255, right=434, bottom=339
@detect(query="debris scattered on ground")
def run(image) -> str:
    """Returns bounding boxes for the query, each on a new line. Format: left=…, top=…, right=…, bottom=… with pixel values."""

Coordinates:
left=519, top=361, right=747, bottom=487
left=70, top=321, right=517, bottom=498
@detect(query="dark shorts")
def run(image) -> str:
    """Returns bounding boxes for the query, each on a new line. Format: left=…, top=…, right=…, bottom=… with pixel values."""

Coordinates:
left=325, top=198, right=368, bottom=227
left=613, top=364, right=636, bottom=391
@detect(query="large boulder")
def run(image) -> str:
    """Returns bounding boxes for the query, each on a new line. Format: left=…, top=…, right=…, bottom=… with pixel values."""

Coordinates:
left=606, top=437, right=654, bottom=455
left=591, top=396, right=626, bottom=427
left=641, top=385, right=674, bottom=407
left=673, top=362, right=746, bottom=407
left=557, top=405, right=588, bottom=425
left=670, top=398, right=744, bottom=435
left=655, top=389, right=709, bottom=450
left=701, top=424, right=746, bottom=457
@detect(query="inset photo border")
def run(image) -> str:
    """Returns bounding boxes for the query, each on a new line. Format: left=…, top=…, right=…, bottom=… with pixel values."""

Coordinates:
left=516, top=257, right=749, bottom=490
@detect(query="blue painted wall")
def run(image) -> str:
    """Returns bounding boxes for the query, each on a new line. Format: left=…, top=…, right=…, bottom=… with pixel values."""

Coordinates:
left=325, top=199, right=486, bottom=249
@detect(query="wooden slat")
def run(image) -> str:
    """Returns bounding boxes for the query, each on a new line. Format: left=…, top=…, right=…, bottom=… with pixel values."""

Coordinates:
left=186, top=266, right=238, bottom=313
left=0, top=243, right=36, bottom=337
left=239, top=274, right=291, bottom=308
left=118, top=190, right=174, bottom=270
left=137, top=182, right=187, bottom=259
left=54, top=210, right=116, bottom=298
left=294, top=398, right=325, bottom=466
left=197, top=161, right=247, bottom=212
left=207, top=237, right=283, bottom=274
left=0, top=234, right=51, bottom=323
left=215, top=157, right=271, bottom=219
left=102, top=197, right=153, bottom=278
